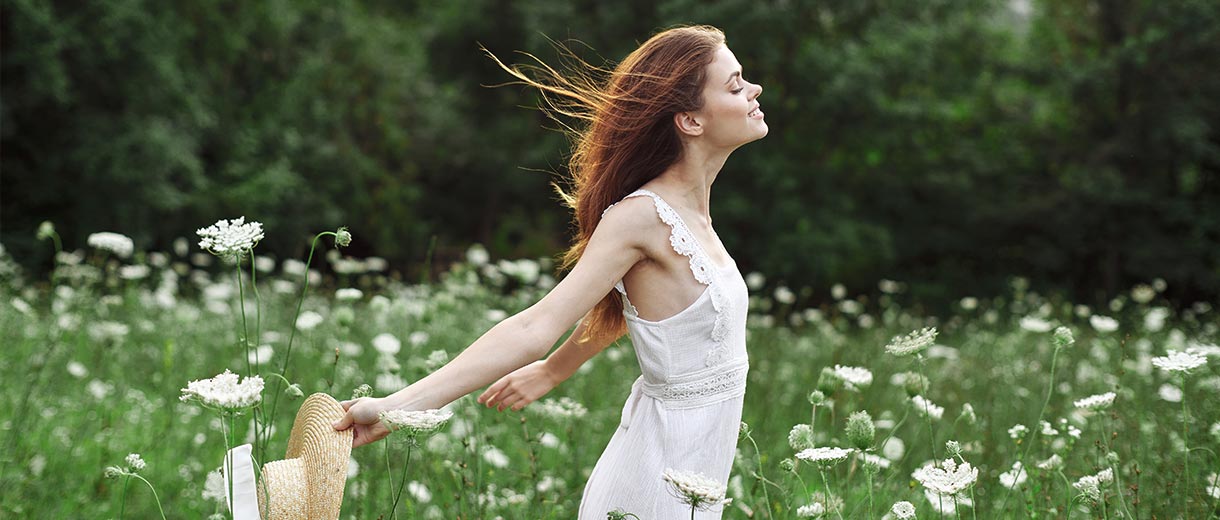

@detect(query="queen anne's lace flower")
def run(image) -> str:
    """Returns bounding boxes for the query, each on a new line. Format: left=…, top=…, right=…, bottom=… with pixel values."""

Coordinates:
left=533, top=397, right=588, bottom=419
left=1036, top=454, right=1064, bottom=470
left=1089, top=315, right=1119, bottom=333
left=662, top=468, right=731, bottom=511
left=124, top=453, right=146, bottom=472
left=1151, top=350, right=1207, bottom=373
left=796, top=447, right=853, bottom=467
left=1074, top=392, right=1117, bottom=410
left=796, top=502, right=825, bottom=517
left=379, top=408, right=454, bottom=436
left=1073, top=468, right=1114, bottom=503
left=891, top=500, right=916, bottom=519
left=911, top=395, right=944, bottom=420
left=197, top=217, right=264, bottom=260
left=180, top=369, right=265, bottom=411
left=885, top=327, right=938, bottom=356
left=912, top=458, right=979, bottom=496
left=832, top=365, right=873, bottom=388
left=998, top=461, right=1027, bottom=489
left=87, top=232, right=134, bottom=258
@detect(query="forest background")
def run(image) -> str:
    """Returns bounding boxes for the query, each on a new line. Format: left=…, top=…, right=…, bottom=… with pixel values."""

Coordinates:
left=3, top=0, right=1218, bottom=309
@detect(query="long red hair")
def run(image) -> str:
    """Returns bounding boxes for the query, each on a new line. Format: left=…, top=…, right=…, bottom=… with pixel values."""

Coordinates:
left=487, top=25, right=726, bottom=342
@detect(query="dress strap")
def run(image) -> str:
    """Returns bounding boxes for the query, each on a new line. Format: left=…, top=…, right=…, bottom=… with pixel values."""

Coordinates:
left=601, top=190, right=733, bottom=367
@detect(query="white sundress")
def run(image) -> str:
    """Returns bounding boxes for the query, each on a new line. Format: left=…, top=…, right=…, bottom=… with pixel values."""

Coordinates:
left=578, top=188, right=750, bottom=520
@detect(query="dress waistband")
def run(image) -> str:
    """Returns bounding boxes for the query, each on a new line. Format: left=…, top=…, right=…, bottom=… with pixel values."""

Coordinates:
left=638, top=357, right=749, bottom=410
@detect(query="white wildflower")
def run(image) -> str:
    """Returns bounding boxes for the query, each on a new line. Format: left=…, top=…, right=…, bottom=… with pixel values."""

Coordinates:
left=1073, top=468, right=1114, bottom=503
left=1158, top=383, right=1183, bottom=403
left=912, top=458, right=979, bottom=496
left=885, top=327, right=938, bottom=356
left=662, top=468, right=731, bottom=511
left=379, top=408, right=453, bottom=437
left=1074, top=392, right=1116, bottom=410
left=482, top=446, right=510, bottom=468
left=795, top=447, right=853, bottom=467
left=196, top=217, right=264, bottom=260
left=124, top=453, right=146, bottom=472
left=533, top=397, right=588, bottom=419
left=1019, top=316, right=1054, bottom=333
left=831, top=284, right=846, bottom=300
left=1089, top=315, right=1119, bottom=333
left=335, top=288, right=363, bottom=301
left=87, top=232, right=134, bottom=258
left=1036, top=454, right=1063, bottom=470
left=372, top=333, right=401, bottom=355
left=775, top=286, right=796, bottom=304
left=466, top=244, right=490, bottom=266
left=891, top=500, right=916, bottom=519
left=1008, top=424, right=1028, bottom=440
left=796, top=502, right=825, bottom=517
left=911, top=395, right=944, bottom=420
left=1151, top=350, right=1207, bottom=373
left=999, top=461, right=1027, bottom=489
left=180, top=369, right=265, bottom=411
left=789, top=424, right=815, bottom=451
left=295, top=311, right=324, bottom=331
left=832, top=365, right=873, bottom=388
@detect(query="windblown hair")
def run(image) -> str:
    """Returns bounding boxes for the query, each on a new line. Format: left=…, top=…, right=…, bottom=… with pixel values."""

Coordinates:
left=486, top=25, right=726, bottom=343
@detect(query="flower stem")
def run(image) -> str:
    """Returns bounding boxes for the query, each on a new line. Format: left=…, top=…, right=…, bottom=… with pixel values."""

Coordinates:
left=818, top=468, right=845, bottom=520
left=130, top=474, right=168, bottom=520
left=746, top=431, right=775, bottom=520
left=266, top=232, right=332, bottom=452
left=118, top=475, right=130, bottom=520
left=389, top=441, right=414, bottom=520
left=866, top=471, right=875, bottom=518
left=1180, top=374, right=1190, bottom=517
left=1000, top=345, right=1060, bottom=514
left=915, top=356, right=939, bottom=461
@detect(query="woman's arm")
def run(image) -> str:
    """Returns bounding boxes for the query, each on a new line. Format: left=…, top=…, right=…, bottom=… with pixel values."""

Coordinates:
left=334, top=197, right=657, bottom=447
left=476, top=311, right=624, bottom=411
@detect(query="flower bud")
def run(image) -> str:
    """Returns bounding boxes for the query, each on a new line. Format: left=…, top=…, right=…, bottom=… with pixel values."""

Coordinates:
left=1052, top=326, right=1075, bottom=349
left=335, top=227, right=352, bottom=248
left=351, top=383, right=373, bottom=399
left=808, top=390, right=826, bottom=406
left=846, top=411, right=875, bottom=450
left=945, top=440, right=962, bottom=457
left=779, top=458, right=796, bottom=472
left=739, top=421, right=751, bottom=440
left=285, top=383, right=304, bottom=399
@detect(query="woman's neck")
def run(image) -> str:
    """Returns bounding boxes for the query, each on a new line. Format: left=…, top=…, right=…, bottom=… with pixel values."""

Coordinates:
left=651, top=144, right=733, bottom=223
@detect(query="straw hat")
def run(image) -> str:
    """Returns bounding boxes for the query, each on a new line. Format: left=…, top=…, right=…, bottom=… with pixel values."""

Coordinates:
left=256, top=392, right=353, bottom=519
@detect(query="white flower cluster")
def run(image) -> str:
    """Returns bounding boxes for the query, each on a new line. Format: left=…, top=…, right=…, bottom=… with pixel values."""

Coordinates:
left=911, top=395, right=944, bottom=420
left=831, top=365, right=873, bottom=388
left=796, top=446, right=853, bottom=467
left=87, top=232, right=134, bottom=258
left=796, top=502, right=825, bottom=517
left=196, top=217, right=264, bottom=260
left=998, top=461, right=1027, bottom=489
left=379, top=408, right=454, bottom=436
left=534, top=397, right=588, bottom=419
left=1151, top=350, right=1207, bottom=373
left=661, top=468, right=731, bottom=511
left=1072, top=467, right=1114, bottom=503
left=1074, top=392, right=1116, bottom=410
left=1036, top=454, right=1063, bottom=471
left=124, top=453, right=146, bottom=471
left=1007, top=424, right=1028, bottom=440
left=1089, top=315, right=1119, bottom=333
left=180, top=369, right=265, bottom=411
left=912, top=458, right=979, bottom=496
left=890, top=500, right=916, bottom=519
left=885, top=327, right=938, bottom=356
left=789, top=424, right=815, bottom=451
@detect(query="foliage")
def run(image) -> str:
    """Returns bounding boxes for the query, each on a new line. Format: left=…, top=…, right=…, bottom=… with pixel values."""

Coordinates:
left=3, top=0, right=1218, bottom=307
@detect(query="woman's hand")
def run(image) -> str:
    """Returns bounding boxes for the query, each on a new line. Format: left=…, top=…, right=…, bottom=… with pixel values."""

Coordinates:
left=332, top=397, right=391, bottom=448
left=477, top=360, right=561, bottom=412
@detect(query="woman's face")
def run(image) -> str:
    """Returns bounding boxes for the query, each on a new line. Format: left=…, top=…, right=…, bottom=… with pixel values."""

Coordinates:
left=691, top=45, right=767, bottom=149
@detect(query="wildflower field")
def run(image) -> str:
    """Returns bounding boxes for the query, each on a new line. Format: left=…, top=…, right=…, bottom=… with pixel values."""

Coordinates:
left=1, top=223, right=1217, bottom=519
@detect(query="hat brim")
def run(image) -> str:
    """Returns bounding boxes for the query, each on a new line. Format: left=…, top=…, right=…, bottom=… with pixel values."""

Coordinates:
left=260, top=392, right=353, bottom=520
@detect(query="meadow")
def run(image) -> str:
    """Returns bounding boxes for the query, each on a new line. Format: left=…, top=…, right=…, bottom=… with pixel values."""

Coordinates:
left=0, top=221, right=1216, bottom=519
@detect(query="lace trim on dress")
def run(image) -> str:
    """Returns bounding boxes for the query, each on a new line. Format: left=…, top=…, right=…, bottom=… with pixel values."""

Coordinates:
left=639, top=358, right=749, bottom=409
left=600, top=189, right=732, bottom=367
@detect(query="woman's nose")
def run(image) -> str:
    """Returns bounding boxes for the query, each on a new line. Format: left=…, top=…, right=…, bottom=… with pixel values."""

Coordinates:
left=751, top=82, right=763, bottom=99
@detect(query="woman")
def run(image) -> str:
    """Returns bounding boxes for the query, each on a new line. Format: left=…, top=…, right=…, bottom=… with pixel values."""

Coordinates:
left=333, top=24, right=766, bottom=518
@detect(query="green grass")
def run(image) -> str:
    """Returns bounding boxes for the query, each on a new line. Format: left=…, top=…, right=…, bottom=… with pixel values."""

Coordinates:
left=0, top=243, right=1216, bottom=519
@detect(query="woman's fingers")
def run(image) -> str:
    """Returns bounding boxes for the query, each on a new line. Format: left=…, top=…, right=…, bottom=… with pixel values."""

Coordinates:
left=332, top=410, right=354, bottom=431
left=479, top=379, right=508, bottom=405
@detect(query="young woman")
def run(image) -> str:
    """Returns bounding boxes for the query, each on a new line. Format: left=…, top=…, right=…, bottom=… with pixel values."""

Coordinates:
left=333, top=25, right=766, bottom=518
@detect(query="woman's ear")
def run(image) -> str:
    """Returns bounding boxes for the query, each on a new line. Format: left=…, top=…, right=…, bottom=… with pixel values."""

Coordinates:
left=673, top=112, right=704, bottom=137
